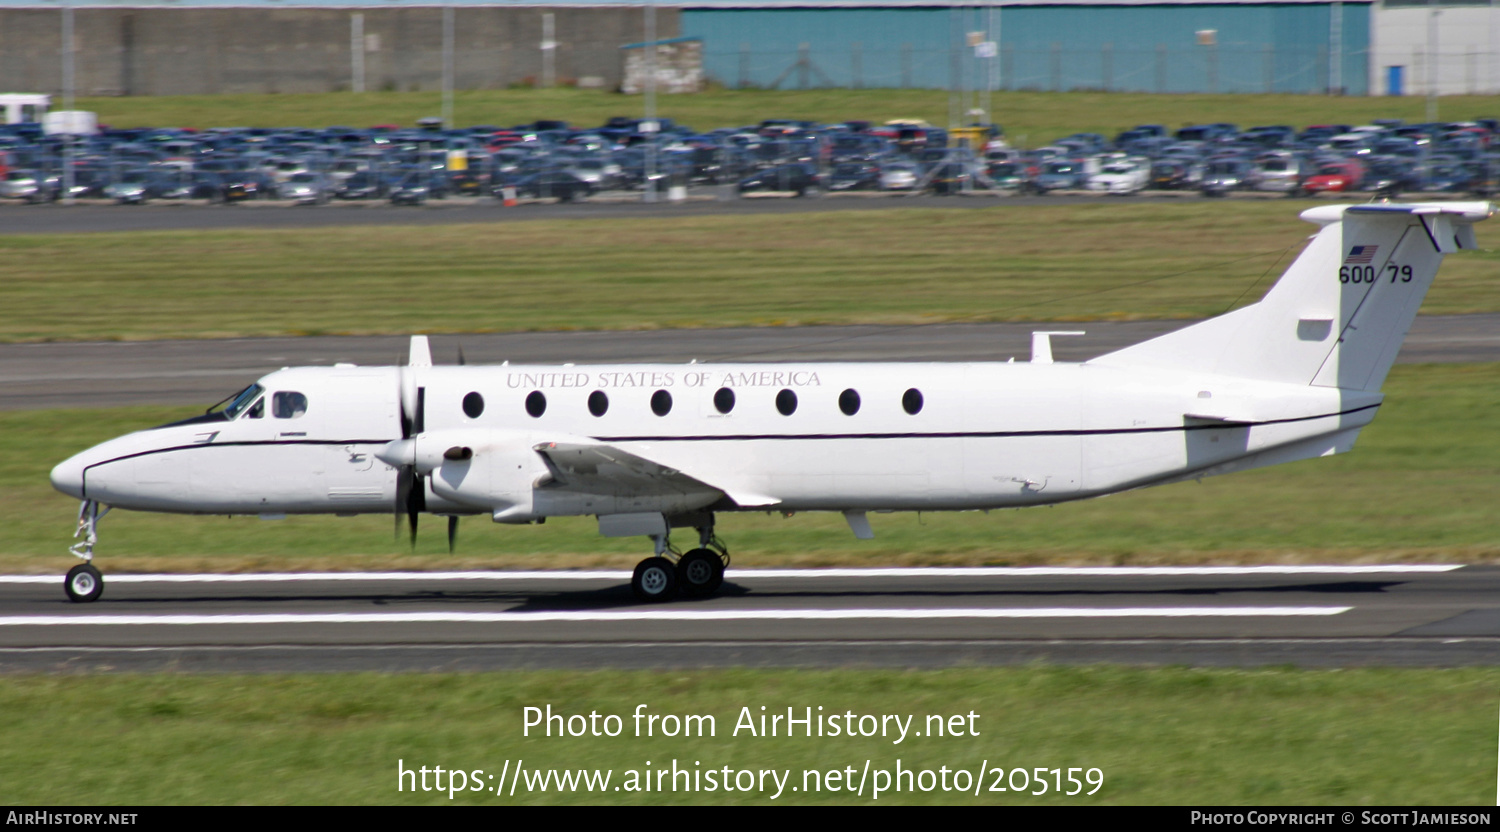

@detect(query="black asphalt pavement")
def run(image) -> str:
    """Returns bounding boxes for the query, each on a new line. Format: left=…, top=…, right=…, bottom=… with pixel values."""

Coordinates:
left=0, top=567, right=1494, bottom=671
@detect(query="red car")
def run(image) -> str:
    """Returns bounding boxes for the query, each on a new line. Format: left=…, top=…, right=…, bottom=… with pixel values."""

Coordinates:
left=1302, top=160, right=1365, bottom=193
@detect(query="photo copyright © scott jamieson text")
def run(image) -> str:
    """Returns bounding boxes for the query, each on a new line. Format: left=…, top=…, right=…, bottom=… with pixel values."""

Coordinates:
left=397, top=705, right=1104, bottom=800
left=1191, top=813, right=1492, bottom=826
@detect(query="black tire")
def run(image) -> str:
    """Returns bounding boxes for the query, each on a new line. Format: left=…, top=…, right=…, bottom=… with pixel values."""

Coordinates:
left=64, top=563, right=103, bottom=603
left=632, top=557, right=678, bottom=602
left=676, top=549, right=725, bottom=597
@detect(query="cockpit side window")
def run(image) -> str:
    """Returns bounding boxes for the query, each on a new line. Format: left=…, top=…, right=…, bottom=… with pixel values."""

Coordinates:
left=217, top=386, right=264, bottom=422
left=245, top=397, right=264, bottom=419
left=219, top=384, right=264, bottom=419
left=272, top=391, right=308, bottom=419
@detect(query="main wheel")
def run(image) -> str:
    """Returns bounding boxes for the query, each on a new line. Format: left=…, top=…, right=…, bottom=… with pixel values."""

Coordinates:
left=632, top=557, right=678, bottom=602
left=676, top=549, right=725, bottom=597
left=64, top=563, right=103, bottom=603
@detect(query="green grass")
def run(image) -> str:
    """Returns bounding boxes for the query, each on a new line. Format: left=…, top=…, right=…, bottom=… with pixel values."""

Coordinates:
left=75, top=88, right=1500, bottom=147
left=5, top=202, right=1500, bottom=343
left=2, top=667, right=1496, bottom=804
left=7, top=362, right=1498, bottom=574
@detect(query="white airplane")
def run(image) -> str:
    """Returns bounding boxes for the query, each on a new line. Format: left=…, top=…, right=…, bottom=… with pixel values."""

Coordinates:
left=49, top=201, right=1493, bottom=604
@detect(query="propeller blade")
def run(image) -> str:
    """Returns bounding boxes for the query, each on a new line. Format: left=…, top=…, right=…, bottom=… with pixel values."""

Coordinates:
left=447, top=515, right=459, bottom=553
left=408, top=493, right=420, bottom=547
left=393, top=465, right=411, bottom=541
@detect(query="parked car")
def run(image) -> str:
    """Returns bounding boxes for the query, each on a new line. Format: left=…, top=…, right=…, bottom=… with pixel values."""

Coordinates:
left=738, top=163, right=821, bottom=197
left=506, top=170, right=596, bottom=202
left=1032, top=160, right=1088, bottom=194
left=1199, top=158, right=1254, bottom=196
left=278, top=171, right=330, bottom=205
left=0, top=169, right=55, bottom=202
left=103, top=169, right=166, bottom=204
left=221, top=170, right=276, bottom=202
left=878, top=161, right=919, bottom=191
left=827, top=162, right=881, bottom=192
left=1303, top=160, right=1366, bottom=194
left=1250, top=152, right=1307, bottom=195
left=1087, top=157, right=1149, bottom=195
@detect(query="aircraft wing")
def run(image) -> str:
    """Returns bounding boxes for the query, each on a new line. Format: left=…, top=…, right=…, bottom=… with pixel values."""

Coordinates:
left=531, top=441, right=781, bottom=508
left=526, top=441, right=720, bottom=503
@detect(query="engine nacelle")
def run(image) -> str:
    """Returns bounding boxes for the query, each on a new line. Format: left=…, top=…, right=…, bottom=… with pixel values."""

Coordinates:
left=417, top=429, right=553, bottom=521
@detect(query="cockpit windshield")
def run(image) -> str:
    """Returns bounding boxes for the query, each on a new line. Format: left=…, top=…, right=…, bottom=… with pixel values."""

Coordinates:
left=218, top=384, right=265, bottom=419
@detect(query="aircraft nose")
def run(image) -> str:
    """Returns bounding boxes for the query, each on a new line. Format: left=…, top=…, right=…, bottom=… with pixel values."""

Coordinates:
left=50, top=453, right=87, bottom=500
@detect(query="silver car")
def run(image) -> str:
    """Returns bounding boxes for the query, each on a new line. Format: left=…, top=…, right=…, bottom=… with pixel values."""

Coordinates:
left=0, top=169, right=54, bottom=203
left=278, top=172, right=329, bottom=205
left=879, top=161, right=919, bottom=191
left=1251, top=152, right=1306, bottom=194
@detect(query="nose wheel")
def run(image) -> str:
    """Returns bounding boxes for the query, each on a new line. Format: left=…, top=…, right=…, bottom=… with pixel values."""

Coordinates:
left=64, top=499, right=109, bottom=603
left=64, top=563, right=103, bottom=603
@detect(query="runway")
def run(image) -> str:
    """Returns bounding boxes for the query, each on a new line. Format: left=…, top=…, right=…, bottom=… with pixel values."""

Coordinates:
left=2, top=566, right=1497, bottom=671
left=5, top=314, right=1498, bottom=410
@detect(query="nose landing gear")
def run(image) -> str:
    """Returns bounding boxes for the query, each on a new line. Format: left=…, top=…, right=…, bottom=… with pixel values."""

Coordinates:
left=629, top=521, right=729, bottom=602
left=64, top=499, right=109, bottom=603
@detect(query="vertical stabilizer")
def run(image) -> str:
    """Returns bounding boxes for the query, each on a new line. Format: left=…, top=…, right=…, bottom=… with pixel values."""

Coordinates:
left=1088, top=202, right=1492, bottom=390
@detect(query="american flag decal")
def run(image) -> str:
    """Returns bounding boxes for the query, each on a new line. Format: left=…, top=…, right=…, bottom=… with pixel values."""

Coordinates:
left=1345, top=245, right=1378, bottom=264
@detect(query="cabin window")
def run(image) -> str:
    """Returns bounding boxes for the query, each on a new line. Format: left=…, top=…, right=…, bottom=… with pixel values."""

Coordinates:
left=902, top=388, right=924, bottom=415
left=651, top=389, right=673, bottom=416
left=588, top=390, right=609, bottom=417
left=713, top=387, right=735, bottom=414
left=839, top=388, right=861, bottom=415
left=272, top=392, right=308, bottom=419
left=462, top=392, right=484, bottom=419
left=525, top=391, right=547, bottom=418
left=775, top=389, right=798, bottom=416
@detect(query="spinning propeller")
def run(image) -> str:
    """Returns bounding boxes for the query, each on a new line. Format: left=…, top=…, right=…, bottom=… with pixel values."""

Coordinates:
left=380, top=336, right=465, bottom=552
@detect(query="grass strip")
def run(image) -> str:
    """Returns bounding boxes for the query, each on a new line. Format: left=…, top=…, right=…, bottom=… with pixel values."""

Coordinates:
left=5, top=363, right=1497, bottom=574
left=1, top=667, right=1495, bottom=804
left=74, top=88, right=1500, bottom=147
left=4, top=203, right=1500, bottom=343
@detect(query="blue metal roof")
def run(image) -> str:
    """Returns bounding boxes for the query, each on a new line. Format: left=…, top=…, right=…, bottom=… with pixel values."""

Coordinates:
left=0, top=0, right=1372, bottom=8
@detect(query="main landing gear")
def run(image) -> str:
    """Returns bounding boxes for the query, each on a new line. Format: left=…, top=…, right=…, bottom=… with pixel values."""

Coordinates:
left=64, top=499, right=108, bottom=603
left=630, top=520, right=729, bottom=603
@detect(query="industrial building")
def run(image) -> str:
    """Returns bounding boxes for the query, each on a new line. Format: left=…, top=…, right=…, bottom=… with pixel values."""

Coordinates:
left=0, top=0, right=1492, bottom=99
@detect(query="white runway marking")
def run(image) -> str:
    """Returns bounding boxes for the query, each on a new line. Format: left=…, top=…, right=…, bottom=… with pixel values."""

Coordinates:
left=0, top=565, right=1461, bottom=584
left=0, top=607, right=1350, bottom=626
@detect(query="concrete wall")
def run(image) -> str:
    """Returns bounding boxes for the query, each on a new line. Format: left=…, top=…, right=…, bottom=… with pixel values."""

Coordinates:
left=1373, top=5, right=1500, bottom=95
left=0, top=7, right=679, bottom=96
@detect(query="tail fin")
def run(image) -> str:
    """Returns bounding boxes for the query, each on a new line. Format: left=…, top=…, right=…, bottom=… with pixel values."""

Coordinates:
left=1089, top=202, right=1493, bottom=391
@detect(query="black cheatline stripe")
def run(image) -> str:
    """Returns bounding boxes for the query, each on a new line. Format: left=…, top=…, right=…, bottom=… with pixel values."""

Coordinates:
left=78, top=403, right=1380, bottom=479
left=591, top=404, right=1380, bottom=443
left=82, top=439, right=394, bottom=477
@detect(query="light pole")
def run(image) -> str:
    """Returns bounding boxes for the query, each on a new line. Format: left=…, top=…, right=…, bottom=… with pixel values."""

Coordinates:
left=442, top=6, right=454, bottom=129
left=61, top=0, right=74, bottom=206
left=1427, top=0, right=1440, bottom=122
left=642, top=0, right=658, bottom=204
